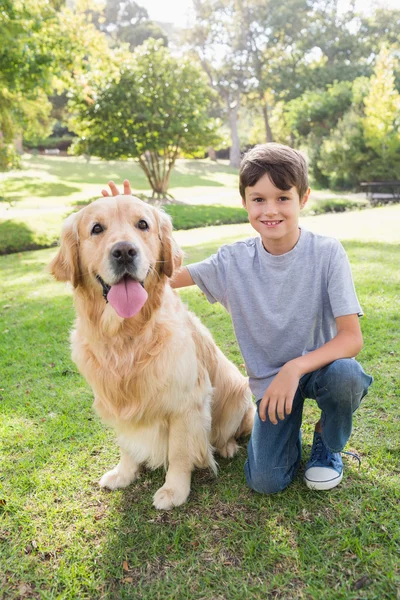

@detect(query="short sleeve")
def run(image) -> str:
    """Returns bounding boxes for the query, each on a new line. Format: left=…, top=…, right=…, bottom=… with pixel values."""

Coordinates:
left=327, top=242, right=363, bottom=318
left=186, top=245, right=230, bottom=305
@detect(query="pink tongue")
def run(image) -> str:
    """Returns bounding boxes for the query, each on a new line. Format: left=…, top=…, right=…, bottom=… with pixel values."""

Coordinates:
left=107, top=278, right=148, bottom=318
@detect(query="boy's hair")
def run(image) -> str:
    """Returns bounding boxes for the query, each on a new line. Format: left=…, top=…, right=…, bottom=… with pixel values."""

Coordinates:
left=239, top=143, right=309, bottom=200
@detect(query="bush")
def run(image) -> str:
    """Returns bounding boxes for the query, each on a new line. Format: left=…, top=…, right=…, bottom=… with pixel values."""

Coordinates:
left=72, top=198, right=248, bottom=230
left=310, top=198, right=366, bottom=215
left=24, top=136, right=75, bottom=152
left=0, top=144, right=21, bottom=171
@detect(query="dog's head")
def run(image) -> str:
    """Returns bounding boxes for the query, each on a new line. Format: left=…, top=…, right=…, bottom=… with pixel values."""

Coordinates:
left=49, top=195, right=183, bottom=318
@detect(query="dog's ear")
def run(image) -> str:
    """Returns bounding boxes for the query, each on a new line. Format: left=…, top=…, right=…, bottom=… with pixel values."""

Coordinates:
left=158, top=209, right=183, bottom=278
left=48, top=212, right=81, bottom=288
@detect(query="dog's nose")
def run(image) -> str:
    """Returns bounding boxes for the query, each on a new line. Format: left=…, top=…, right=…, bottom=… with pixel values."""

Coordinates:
left=111, top=242, right=137, bottom=265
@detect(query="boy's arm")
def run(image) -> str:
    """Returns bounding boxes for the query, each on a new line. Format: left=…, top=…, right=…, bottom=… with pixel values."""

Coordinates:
left=170, top=266, right=195, bottom=289
left=259, top=314, right=363, bottom=423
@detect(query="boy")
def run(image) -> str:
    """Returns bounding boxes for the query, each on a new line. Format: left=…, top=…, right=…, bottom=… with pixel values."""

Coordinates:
left=102, top=143, right=373, bottom=493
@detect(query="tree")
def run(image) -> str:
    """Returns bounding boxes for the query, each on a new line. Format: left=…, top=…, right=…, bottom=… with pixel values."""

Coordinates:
left=71, top=39, right=220, bottom=198
left=188, top=0, right=250, bottom=168
left=0, top=0, right=58, bottom=167
left=315, top=48, right=400, bottom=189
left=91, top=0, right=168, bottom=50
left=363, top=46, right=400, bottom=164
left=239, top=0, right=313, bottom=143
left=239, top=1, right=400, bottom=146
left=0, top=0, right=123, bottom=169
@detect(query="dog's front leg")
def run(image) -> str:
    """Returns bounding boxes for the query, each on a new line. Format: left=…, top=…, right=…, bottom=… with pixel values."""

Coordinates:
left=153, top=409, right=213, bottom=510
left=99, top=448, right=140, bottom=490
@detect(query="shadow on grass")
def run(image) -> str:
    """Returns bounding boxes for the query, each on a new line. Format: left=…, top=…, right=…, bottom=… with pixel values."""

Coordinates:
left=22, top=156, right=235, bottom=190
left=0, top=240, right=398, bottom=598
left=1, top=177, right=80, bottom=200
left=96, top=443, right=398, bottom=598
left=0, top=220, right=57, bottom=255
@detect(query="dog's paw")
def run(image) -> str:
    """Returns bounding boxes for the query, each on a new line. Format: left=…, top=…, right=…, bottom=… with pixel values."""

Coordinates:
left=217, top=438, right=239, bottom=458
left=99, top=466, right=137, bottom=490
left=153, top=485, right=190, bottom=510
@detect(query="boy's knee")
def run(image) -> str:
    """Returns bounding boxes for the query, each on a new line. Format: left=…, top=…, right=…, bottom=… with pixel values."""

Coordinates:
left=245, top=462, right=292, bottom=495
left=322, top=359, right=371, bottom=400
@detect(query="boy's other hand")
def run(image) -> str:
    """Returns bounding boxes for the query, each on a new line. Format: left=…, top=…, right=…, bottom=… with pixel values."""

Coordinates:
left=101, top=179, right=132, bottom=197
left=259, top=362, right=301, bottom=424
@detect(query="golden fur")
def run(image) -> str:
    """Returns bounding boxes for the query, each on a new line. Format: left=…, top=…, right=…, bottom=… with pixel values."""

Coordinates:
left=49, top=195, right=255, bottom=509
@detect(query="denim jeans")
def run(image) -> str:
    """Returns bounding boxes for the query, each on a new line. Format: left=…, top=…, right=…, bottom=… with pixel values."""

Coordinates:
left=244, top=359, right=373, bottom=495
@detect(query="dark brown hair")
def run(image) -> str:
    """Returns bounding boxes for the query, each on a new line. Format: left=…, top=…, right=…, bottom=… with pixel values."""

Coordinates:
left=239, top=143, right=309, bottom=200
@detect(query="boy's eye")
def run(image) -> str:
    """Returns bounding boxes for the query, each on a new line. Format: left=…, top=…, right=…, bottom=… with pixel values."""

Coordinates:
left=279, top=196, right=289, bottom=201
left=253, top=197, right=264, bottom=203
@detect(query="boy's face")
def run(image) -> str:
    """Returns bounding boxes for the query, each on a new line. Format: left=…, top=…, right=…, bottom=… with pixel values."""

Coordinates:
left=242, top=173, right=310, bottom=255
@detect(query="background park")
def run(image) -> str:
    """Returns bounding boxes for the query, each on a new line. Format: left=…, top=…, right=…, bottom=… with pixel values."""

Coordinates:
left=0, top=0, right=399, bottom=598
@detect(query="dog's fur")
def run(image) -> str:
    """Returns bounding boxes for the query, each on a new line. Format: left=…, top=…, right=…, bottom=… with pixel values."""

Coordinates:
left=49, top=195, right=255, bottom=509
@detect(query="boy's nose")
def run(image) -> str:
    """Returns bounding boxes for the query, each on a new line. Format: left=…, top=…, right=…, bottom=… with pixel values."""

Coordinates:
left=263, top=201, right=279, bottom=215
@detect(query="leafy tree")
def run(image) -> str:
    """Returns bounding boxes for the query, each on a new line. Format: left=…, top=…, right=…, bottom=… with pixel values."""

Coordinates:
left=91, top=0, right=168, bottom=50
left=188, top=0, right=250, bottom=168
left=316, top=47, right=400, bottom=189
left=239, top=0, right=313, bottom=142
left=363, top=46, right=400, bottom=163
left=0, top=0, right=122, bottom=169
left=0, top=0, right=58, bottom=167
left=71, top=39, right=220, bottom=198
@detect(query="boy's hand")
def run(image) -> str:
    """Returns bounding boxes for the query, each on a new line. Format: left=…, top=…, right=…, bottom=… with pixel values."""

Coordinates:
left=101, top=179, right=132, bottom=197
left=258, top=362, right=302, bottom=424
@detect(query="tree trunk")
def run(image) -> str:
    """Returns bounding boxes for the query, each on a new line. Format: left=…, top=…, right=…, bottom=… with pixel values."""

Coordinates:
left=228, top=92, right=241, bottom=169
left=262, top=101, right=273, bottom=143
left=138, top=151, right=175, bottom=201
left=14, top=133, right=23, bottom=154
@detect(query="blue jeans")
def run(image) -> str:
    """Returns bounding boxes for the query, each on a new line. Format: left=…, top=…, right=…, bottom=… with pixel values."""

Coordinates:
left=244, top=359, right=373, bottom=495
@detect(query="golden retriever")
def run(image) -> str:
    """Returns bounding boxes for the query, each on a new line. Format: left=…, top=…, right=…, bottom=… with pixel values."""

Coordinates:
left=49, top=195, right=255, bottom=509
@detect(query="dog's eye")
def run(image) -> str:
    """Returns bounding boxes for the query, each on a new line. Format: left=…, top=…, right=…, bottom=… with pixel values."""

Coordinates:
left=137, top=219, right=149, bottom=231
left=91, top=223, right=104, bottom=235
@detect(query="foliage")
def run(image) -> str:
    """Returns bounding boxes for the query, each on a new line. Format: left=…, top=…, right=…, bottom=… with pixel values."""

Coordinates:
left=91, top=0, right=168, bottom=50
left=310, top=198, right=366, bottom=215
left=284, top=80, right=354, bottom=141
left=316, top=47, right=400, bottom=189
left=71, top=39, right=221, bottom=198
left=188, top=0, right=252, bottom=167
left=0, top=0, right=124, bottom=170
left=363, top=47, right=400, bottom=161
left=0, top=0, right=58, bottom=165
left=23, top=136, right=75, bottom=151
left=0, top=143, right=21, bottom=171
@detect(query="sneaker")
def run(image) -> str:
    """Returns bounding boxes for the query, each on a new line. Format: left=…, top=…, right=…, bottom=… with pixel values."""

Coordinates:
left=304, top=431, right=343, bottom=491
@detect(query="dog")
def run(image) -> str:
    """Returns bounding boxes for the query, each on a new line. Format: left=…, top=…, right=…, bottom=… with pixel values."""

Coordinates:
left=49, top=195, right=255, bottom=509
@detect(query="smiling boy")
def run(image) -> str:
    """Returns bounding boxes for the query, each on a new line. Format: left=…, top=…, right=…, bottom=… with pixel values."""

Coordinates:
left=103, top=143, right=373, bottom=493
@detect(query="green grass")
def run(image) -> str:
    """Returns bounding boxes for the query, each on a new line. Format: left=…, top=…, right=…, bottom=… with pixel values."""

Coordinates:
left=0, top=217, right=399, bottom=599
left=0, top=155, right=370, bottom=255
left=0, top=204, right=249, bottom=255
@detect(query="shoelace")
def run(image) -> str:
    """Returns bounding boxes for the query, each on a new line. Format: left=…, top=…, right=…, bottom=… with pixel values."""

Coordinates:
left=341, top=450, right=361, bottom=468
left=310, top=435, right=325, bottom=462
left=311, top=435, right=362, bottom=468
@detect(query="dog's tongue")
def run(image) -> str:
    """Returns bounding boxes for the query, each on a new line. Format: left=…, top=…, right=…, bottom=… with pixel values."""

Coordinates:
left=107, top=277, right=148, bottom=318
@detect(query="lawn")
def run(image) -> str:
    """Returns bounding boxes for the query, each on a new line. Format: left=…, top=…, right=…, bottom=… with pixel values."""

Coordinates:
left=0, top=209, right=399, bottom=599
left=0, top=155, right=367, bottom=254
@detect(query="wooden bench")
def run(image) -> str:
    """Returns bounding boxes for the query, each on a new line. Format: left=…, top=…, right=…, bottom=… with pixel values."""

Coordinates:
left=360, top=181, right=400, bottom=206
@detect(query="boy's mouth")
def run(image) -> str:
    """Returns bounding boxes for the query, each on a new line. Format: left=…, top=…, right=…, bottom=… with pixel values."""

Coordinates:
left=260, top=220, right=283, bottom=227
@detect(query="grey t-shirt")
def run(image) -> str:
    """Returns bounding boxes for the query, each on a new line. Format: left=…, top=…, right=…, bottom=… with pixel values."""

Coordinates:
left=187, top=228, right=362, bottom=399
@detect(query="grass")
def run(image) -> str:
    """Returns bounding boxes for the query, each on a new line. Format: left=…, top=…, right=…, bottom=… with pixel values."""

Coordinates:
left=0, top=212, right=399, bottom=599
left=0, top=204, right=249, bottom=255
left=0, top=155, right=371, bottom=255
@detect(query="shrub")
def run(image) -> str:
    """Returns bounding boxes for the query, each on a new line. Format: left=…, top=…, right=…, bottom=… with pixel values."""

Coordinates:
left=310, top=198, right=366, bottom=215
